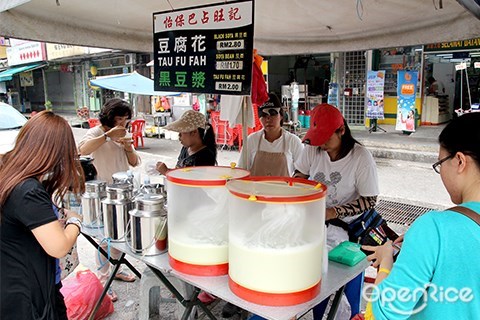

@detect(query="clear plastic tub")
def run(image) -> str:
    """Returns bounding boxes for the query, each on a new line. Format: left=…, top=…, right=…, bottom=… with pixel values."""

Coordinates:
left=166, top=166, right=250, bottom=276
left=226, top=177, right=327, bottom=306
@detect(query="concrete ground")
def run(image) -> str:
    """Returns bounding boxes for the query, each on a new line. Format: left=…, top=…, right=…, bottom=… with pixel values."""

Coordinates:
left=66, top=120, right=449, bottom=320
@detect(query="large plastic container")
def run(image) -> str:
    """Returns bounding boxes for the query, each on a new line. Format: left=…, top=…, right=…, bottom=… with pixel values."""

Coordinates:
left=225, top=177, right=327, bottom=306
left=166, top=166, right=250, bottom=276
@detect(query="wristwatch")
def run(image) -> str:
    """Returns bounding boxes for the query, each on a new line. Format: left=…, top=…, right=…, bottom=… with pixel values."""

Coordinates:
left=103, top=132, right=111, bottom=142
left=66, top=217, right=82, bottom=234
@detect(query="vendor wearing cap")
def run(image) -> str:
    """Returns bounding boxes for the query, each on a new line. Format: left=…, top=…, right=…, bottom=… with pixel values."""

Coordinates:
left=155, top=110, right=217, bottom=175
left=237, top=93, right=303, bottom=177
left=294, top=103, right=379, bottom=319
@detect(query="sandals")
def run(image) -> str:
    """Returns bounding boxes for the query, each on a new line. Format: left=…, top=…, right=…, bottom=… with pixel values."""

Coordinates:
left=107, top=288, right=118, bottom=302
left=198, top=291, right=216, bottom=305
left=113, top=270, right=136, bottom=282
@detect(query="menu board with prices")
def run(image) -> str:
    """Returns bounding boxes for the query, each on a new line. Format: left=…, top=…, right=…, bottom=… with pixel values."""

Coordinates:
left=153, top=0, right=254, bottom=96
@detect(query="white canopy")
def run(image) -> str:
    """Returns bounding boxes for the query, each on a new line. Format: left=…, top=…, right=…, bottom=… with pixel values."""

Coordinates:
left=1, top=0, right=479, bottom=55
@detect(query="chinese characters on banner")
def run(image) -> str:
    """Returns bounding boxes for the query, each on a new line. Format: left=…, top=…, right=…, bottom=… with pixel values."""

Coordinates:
left=395, top=70, right=418, bottom=132
left=153, top=0, right=254, bottom=95
left=366, top=71, right=385, bottom=119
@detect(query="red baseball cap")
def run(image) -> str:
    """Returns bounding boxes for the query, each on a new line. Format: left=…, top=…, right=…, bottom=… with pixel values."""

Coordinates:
left=302, top=104, right=344, bottom=146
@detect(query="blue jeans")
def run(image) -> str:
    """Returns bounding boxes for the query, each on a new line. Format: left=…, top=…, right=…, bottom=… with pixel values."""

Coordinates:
left=313, top=272, right=364, bottom=319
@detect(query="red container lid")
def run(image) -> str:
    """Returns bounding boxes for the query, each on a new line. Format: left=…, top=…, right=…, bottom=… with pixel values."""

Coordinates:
left=226, top=177, right=326, bottom=203
left=167, top=166, right=250, bottom=187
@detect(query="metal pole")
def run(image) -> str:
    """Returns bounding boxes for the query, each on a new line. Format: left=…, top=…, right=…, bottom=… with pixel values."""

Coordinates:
left=42, top=68, right=48, bottom=107
left=241, top=96, right=248, bottom=168
left=460, top=68, right=463, bottom=110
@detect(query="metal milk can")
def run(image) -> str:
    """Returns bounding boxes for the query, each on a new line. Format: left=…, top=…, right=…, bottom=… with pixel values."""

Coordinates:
left=81, top=180, right=106, bottom=227
left=102, top=183, right=133, bottom=241
left=128, top=195, right=168, bottom=256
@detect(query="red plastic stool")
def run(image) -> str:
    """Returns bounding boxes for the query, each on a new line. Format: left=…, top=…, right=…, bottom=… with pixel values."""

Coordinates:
left=88, top=118, right=100, bottom=128
left=131, top=119, right=145, bottom=148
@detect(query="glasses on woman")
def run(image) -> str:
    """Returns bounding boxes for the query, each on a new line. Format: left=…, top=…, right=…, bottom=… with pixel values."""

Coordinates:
left=432, top=154, right=454, bottom=174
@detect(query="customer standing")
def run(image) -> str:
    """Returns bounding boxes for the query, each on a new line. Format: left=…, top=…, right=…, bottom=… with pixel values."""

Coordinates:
left=0, top=111, right=85, bottom=319
left=294, top=103, right=379, bottom=319
left=78, top=98, right=139, bottom=301
left=237, top=93, right=303, bottom=177
left=362, top=112, right=480, bottom=320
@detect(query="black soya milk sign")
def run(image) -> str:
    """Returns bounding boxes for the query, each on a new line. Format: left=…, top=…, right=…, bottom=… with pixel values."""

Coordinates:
left=153, top=0, right=254, bottom=96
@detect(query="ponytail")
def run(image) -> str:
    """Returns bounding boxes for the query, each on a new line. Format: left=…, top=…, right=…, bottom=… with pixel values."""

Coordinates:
left=198, top=124, right=217, bottom=161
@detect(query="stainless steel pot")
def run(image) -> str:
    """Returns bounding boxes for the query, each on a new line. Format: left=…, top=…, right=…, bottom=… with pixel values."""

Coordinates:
left=81, top=180, right=106, bottom=227
left=128, top=195, right=167, bottom=256
left=102, top=183, right=134, bottom=242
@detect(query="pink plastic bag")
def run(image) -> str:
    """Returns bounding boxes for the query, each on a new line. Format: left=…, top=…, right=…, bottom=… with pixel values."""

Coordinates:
left=60, top=270, right=114, bottom=320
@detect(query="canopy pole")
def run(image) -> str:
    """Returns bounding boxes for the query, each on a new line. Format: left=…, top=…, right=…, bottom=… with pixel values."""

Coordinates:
left=241, top=96, right=248, bottom=168
left=42, top=68, right=49, bottom=109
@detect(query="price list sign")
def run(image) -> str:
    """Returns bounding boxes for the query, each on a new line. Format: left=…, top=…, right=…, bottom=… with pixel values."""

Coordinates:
left=153, top=0, right=254, bottom=95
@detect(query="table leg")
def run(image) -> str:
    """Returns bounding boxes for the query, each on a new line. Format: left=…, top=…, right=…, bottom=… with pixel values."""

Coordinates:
left=87, top=253, right=124, bottom=320
left=147, top=266, right=217, bottom=320
left=325, top=285, right=345, bottom=320
left=81, top=233, right=142, bottom=320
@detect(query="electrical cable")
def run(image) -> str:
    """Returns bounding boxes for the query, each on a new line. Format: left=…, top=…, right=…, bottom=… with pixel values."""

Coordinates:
left=356, top=0, right=364, bottom=21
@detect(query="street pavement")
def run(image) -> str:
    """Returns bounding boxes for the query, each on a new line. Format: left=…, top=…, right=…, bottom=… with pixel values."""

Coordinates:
left=67, top=121, right=449, bottom=320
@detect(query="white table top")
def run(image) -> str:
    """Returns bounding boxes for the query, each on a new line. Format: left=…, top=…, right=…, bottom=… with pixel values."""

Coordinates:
left=83, top=227, right=369, bottom=320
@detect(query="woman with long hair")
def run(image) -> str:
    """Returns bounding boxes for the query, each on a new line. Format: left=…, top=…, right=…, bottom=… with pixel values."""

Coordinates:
left=0, top=111, right=85, bottom=319
left=155, top=110, right=217, bottom=174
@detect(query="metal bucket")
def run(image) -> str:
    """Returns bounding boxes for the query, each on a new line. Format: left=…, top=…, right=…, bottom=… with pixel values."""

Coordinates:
left=128, top=195, right=167, bottom=256
left=81, top=180, right=106, bottom=227
left=102, top=183, right=133, bottom=242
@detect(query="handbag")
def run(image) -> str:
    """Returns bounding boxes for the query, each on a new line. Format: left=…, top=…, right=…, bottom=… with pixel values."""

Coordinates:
left=329, top=208, right=399, bottom=251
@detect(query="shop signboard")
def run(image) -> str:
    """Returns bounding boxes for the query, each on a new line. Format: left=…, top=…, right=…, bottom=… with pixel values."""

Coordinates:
left=19, top=71, right=34, bottom=87
left=153, top=0, right=254, bottom=95
left=327, top=83, right=338, bottom=106
left=455, top=62, right=468, bottom=71
left=46, top=43, right=87, bottom=60
left=366, top=70, right=385, bottom=119
left=6, top=40, right=46, bottom=66
left=395, top=70, right=418, bottom=132
left=424, top=37, right=480, bottom=52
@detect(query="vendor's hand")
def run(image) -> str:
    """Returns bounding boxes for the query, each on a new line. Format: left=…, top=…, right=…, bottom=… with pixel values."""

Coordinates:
left=156, top=161, right=169, bottom=175
left=363, top=240, right=395, bottom=268
left=106, top=126, right=127, bottom=141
